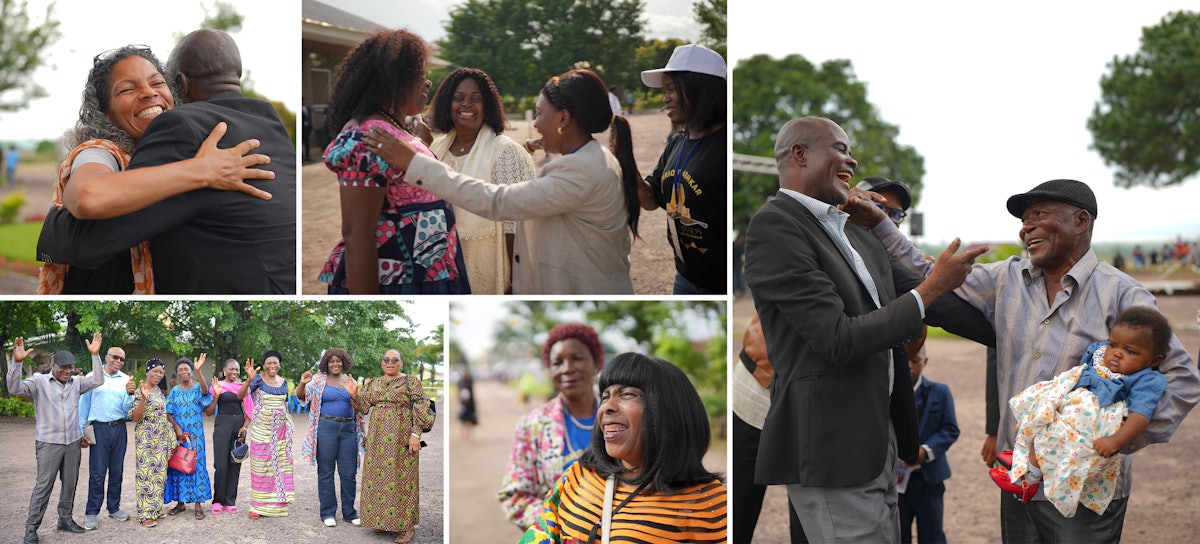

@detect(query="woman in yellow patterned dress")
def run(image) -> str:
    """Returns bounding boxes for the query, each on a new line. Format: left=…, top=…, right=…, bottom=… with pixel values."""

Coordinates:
left=131, top=359, right=173, bottom=527
left=354, top=349, right=433, bottom=543
left=237, top=350, right=296, bottom=519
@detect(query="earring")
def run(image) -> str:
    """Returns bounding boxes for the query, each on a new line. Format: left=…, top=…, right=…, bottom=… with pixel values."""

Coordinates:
left=557, top=126, right=564, bottom=135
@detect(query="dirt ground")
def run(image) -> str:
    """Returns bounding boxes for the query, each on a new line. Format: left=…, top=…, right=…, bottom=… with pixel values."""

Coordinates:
left=301, top=110, right=678, bottom=295
left=0, top=401, right=445, bottom=544
left=445, top=378, right=728, bottom=543
left=731, top=293, right=1200, bottom=544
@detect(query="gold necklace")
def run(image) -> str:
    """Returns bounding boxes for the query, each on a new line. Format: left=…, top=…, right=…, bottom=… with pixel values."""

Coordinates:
left=378, top=110, right=410, bottom=134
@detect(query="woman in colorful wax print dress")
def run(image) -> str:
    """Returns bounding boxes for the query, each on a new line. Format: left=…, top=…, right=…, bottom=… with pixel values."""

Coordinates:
left=498, top=323, right=604, bottom=531
left=518, top=353, right=727, bottom=544
left=238, top=350, right=296, bottom=519
left=362, top=69, right=643, bottom=294
left=35, top=44, right=273, bottom=294
left=319, top=28, right=470, bottom=294
left=205, top=358, right=252, bottom=515
left=637, top=44, right=728, bottom=295
left=297, top=348, right=365, bottom=527
left=164, top=355, right=213, bottom=520
left=131, top=358, right=173, bottom=527
left=353, top=349, right=433, bottom=543
left=428, top=67, right=536, bottom=294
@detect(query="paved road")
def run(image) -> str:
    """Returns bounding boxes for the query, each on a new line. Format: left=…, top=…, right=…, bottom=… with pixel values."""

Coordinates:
left=0, top=399, right=445, bottom=544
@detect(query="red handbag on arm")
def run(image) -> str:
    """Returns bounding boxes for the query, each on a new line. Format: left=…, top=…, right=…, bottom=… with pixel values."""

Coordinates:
left=168, top=438, right=197, bottom=475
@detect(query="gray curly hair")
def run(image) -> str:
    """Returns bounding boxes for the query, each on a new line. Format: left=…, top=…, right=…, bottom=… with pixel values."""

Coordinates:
left=66, top=45, right=175, bottom=154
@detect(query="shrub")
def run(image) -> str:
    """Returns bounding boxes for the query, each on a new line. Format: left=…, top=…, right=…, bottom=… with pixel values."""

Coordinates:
left=0, top=190, right=27, bottom=225
left=0, top=396, right=35, bottom=418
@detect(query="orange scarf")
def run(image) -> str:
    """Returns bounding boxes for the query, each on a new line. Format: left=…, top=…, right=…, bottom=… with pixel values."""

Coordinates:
left=36, top=139, right=155, bottom=294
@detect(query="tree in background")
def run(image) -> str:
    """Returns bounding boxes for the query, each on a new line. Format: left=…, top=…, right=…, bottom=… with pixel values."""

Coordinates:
left=0, top=301, right=59, bottom=398
left=0, top=0, right=61, bottom=112
left=733, top=53, right=925, bottom=234
left=1088, top=10, right=1200, bottom=188
left=439, top=0, right=645, bottom=97
left=632, top=37, right=687, bottom=99
left=693, top=0, right=726, bottom=60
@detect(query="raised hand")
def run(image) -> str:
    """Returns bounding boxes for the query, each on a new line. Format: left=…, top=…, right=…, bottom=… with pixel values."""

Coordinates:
left=194, top=122, right=275, bottom=200
left=343, top=373, right=358, bottom=396
left=244, top=358, right=258, bottom=380
left=140, top=379, right=154, bottom=395
left=126, top=377, right=136, bottom=395
left=12, top=337, right=35, bottom=362
left=195, top=353, right=207, bottom=369
left=301, top=370, right=313, bottom=383
left=915, top=238, right=990, bottom=304
left=85, top=332, right=103, bottom=355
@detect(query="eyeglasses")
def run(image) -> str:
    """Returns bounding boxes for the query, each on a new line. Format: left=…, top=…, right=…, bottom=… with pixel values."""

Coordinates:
left=107, top=354, right=125, bottom=362
left=382, top=357, right=402, bottom=364
left=93, top=44, right=151, bottom=66
left=875, top=201, right=908, bottom=225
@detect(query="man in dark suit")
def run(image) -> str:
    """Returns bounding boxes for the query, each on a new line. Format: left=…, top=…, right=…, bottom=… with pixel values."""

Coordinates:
left=898, top=344, right=959, bottom=544
left=37, top=29, right=296, bottom=294
left=744, top=116, right=987, bottom=542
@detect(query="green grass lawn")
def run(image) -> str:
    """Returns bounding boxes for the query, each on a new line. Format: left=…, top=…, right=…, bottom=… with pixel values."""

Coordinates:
left=0, top=221, right=41, bottom=264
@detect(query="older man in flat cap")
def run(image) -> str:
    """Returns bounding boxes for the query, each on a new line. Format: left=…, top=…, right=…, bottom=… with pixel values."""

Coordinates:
left=8, top=333, right=109, bottom=544
left=849, top=178, right=1200, bottom=542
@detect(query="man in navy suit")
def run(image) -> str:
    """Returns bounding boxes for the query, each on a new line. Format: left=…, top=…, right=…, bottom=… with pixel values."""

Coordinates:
left=898, top=343, right=959, bottom=544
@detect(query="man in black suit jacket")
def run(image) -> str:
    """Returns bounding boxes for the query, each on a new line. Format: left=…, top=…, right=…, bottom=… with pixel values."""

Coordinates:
left=37, top=29, right=296, bottom=294
left=744, top=117, right=986, bottom=542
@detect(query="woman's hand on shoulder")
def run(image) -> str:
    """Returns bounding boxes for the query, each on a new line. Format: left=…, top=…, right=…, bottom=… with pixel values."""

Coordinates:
left=193, top=121, right=275, bottom=200
left=361, top=127, right=417, bottom=172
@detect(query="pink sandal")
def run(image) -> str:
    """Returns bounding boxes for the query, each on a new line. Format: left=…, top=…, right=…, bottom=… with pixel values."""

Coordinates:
left=225, top=505, right=238, bottom=515
left=211, top=503, right=223, bottom=515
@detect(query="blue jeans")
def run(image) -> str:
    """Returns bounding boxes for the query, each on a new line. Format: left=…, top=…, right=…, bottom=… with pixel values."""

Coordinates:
left=85, top=422, right=127, bottom=515
left=673, top=271, right=722, bottom=295
left=316, top=417, right=358, bottom=520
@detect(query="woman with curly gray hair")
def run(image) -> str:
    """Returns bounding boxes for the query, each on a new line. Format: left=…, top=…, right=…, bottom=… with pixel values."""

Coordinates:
left=36, top=44, right=274, bottom=295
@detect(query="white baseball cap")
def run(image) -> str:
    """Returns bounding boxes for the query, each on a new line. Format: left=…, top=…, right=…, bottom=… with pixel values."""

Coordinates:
left=641, top=44, right=727, bottom=88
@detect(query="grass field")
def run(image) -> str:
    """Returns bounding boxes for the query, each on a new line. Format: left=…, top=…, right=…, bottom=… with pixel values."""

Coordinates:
left=0, top=221, right=40, bottom=264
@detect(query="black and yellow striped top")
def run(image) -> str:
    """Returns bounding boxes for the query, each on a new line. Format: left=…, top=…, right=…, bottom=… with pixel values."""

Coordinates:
left=517, top=462, right=727, bottom=543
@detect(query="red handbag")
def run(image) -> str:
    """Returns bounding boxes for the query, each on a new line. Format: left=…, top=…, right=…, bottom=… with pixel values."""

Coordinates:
left=168, top=439, right=197, bottom=475
left=988, top=449, right=1039, bottom=503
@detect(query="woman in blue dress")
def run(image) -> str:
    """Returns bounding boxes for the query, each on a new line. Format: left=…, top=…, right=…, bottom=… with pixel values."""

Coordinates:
left=165, top=354, right=214, bottom=519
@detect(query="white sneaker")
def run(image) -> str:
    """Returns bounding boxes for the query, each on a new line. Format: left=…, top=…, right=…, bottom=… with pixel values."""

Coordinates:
left=323, top=518, right=336, bottom=527
left=349, top=518, right=361, bottom=526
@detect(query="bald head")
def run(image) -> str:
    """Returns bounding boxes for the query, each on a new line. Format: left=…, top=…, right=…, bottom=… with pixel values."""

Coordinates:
left=168, top=29, right=243, bottom=102
left=774, top=117, right=858, bottom=203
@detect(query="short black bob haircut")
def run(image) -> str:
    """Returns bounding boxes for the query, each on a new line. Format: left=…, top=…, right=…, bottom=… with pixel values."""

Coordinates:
left=663, top=70, right=726, bottom=133
left=429, top=67, right=507, bottom=135
left=319, top=348, right=354, bottom=374
left=581, top=352, right=723, bottom=492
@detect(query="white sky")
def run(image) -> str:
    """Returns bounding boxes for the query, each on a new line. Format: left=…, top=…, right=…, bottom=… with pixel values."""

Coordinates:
left=400, top=298, right=448, bottom=343
left=320, top=0, right=702, bottom=44
left=732, top=0, right=1200, bottom=245
left=0, top=0, right=300, bottom=143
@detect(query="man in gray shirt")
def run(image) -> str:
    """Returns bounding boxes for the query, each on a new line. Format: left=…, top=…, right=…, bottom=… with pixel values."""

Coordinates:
left=8, top=333, right=107, bottom=544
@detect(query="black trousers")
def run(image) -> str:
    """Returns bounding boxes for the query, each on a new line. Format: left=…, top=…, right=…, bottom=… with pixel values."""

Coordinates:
left=211, top=414, right=245, bottom=506
left=1000, top=490, right=1127, bottom=543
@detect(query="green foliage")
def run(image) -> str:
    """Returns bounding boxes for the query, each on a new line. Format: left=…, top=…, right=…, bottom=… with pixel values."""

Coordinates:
left=0, top=302, right=60, bottom=398
left=633, top=38, right=687, bottom=99
left=0, top=189, right=26, bottom=224
left=35, top=139, right=56, bottom=155
left=1087, top=10, right=1200, bottom=188
left=693, top=0, right=726, bottom=60
left=200, top=0, right=242, bottom=32
left=0, top=395, right=35, bottom=417
left=0, top=0, right=62, bottom=112
left=732, top=54, right=926, bottom=233
left=0, top=220, right=39, bottom=263
left=439, top=0, right=646, bottom=97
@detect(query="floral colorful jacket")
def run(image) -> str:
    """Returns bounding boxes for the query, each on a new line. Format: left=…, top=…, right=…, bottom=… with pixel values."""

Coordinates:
left=498, top=396, right=567, bottom=531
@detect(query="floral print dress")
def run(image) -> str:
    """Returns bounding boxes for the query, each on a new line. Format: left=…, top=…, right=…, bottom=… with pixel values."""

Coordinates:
left=134, top=388, right=173, bottom=522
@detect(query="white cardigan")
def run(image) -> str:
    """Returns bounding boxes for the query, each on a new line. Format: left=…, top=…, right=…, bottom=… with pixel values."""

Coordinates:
left=407, top=140, right=634, bottom=294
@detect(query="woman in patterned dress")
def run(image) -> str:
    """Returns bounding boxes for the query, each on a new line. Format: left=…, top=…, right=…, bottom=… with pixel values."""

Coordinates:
left=427, top=68, right=536, bottom=294
left=164, top=355, right=213, bottom=519
left=131, top=358, right=173, bottom=528
left=237, top=350, right=296, bottom=519
left=498, top=323, right=604, bottom=531
left=354, top=349, right=433, bottom=543
left=519, top=353, right=727, bottom=543
left=319, top=28, right=470, bottom=295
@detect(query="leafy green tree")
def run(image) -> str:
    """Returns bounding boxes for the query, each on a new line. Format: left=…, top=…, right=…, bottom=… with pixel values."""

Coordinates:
left=439, top=0, right=646, bottom=97
left=0, top=0, right=61, bottom=112
left=0, top=301, right=59, bottom=397
left=693, top=0, right=726, bottom=60
left=200, top=0, right=242, bottom=32
left=733, top=54, right=925, bottom=233
left=631, top=37, right=687, bottom=99
left=1088, top=10, right=1200, bottom=188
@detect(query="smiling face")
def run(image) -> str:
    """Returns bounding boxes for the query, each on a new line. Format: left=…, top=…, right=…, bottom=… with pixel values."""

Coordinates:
left=1018, top=200, right=1084, bottom=271
left=450, top=77, right=485, bottom=134
left=223, top=360, right=239, bottom=382
left=533, top=93, right=565, bottom=154
left=1103, top=324, right=1164, bottom=375
left=402, top=76, right=432, bottom=116
left=103, top=55, right=174, bottom=142
left=104, top=348, right=126, bottom=375
left=661, top=75, right=689, bottom=127
left=176, top=362, right=193, bottom=385
left=327, top=355, right=344, bottom=376
left=599, top=384, right=645, bottom=474
left=799, top=120, right=858, bottom=205
left=52, top=364, right=75, bottom=384
left=262, top=356, right=280, bottom=377
left=381, top=349, right=402, bottom=377
left=548, top=338, right=600, bottom=403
